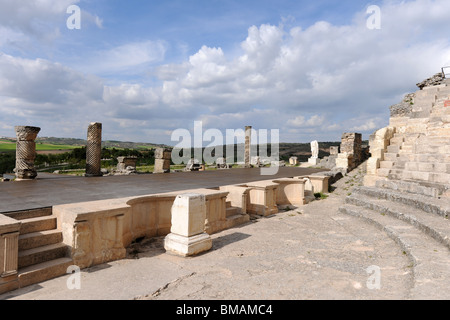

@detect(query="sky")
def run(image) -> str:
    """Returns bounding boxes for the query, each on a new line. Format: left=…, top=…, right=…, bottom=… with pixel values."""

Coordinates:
left=0, top=0, right=450, bottom=146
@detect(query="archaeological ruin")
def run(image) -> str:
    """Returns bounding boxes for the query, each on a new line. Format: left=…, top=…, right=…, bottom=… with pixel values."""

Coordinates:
left=0, top=71, right=449, bottom=299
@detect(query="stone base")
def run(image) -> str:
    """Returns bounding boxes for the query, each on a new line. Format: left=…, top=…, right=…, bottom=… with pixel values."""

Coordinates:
left=164, top=232, right=212, bottom=257
left=308, top=157, right=319, bottom=165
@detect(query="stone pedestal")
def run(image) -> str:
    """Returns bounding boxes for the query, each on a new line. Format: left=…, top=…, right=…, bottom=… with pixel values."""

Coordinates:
left=116, top=156, right=137, bottom=174
left=164, top=194, right=212, bottom=257
left=308, top=157, right=319, bottom=165
left=14, top=126, right=40, bottom=180
left=289, top=157, right=298, bottom=165
left=86, top=122, right=102, bottom=177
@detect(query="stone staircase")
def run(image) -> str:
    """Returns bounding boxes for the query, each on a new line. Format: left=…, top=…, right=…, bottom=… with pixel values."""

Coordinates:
left=338, top=182, right=450, bottom=299
left=6, top=207, right=73, bottom=289
left=376, top=80, right=450, bottom=197
left=225, top=200, right=249, bottom=227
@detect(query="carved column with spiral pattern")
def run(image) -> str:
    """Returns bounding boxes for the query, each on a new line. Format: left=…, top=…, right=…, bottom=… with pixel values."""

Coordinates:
left=85, top=122, right=102, bottom=177
left=14, top=126, right=40, bottom=180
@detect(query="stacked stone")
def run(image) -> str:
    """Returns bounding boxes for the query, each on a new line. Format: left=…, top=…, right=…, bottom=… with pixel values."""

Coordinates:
left=14, top=126, right=41, bottom=180
left=154, top=148, right=171, bottom=173
left=116, top=156, right=138, bottom=175
left=85, top=122, right=103, bottom=177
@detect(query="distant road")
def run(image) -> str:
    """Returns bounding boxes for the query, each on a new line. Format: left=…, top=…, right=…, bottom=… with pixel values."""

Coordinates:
left=0, top=166, right=326, bottom=213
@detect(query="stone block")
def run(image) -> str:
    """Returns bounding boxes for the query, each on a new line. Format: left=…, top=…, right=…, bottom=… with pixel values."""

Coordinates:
left=164, top=193, right=212, bottom=257
left=154, top=159, right=171, bottom=173
left=308, top=157, right=319, bottom=165
left=170, top=194, right=206, bottom=238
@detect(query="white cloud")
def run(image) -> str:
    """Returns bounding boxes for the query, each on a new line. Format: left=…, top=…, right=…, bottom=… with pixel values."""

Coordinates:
left=2, top=0, right=450, bottom=144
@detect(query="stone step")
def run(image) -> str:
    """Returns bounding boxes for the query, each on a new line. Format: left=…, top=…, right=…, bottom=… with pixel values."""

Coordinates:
left=387, top=169, right=405, bottom=180
left=352, top=186, right=450, bottom=218
left=344, top=193, right=450, bottom=249
left=3, top=207, right=52, bottom=221
left=376, top=168, right=390, bottom=177
left=375, top=179, right=442, bottom=198
left=18, top=243, right=69, bottom=269
left=338, top=204, right=450, bottom=299
left=225, top=214, right=250, bottom=230
left=387, top=145, right=400, bottom=153
left=19, top=215, right=57, bottom=235
left=380, top=160, right=394, bottom=169
left=226, top=201, right=231, bottom=209
left=226, top=206, right=239, bottom=218
left=18, top=257, right=74, bottom=289
left=402, top=170, right=450, bottom=185
left=414, top=144, right=450, bottom=154
left=413, top=153, right=450, bottom=163
left=18, top=230, right=63, bottom=251
left=384, top=153, right=399, bottom=161
left=405, top=162, right=450, bottom=174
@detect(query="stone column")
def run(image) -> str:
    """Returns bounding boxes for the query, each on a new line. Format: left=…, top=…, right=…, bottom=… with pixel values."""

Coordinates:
left=153, top=148, right=171, bottom=173
left=164, top=193, right=212, bottom=257
left=86, top=122, right=102, bottom=177
left=244, top=126, right=252, bottom=168
left=14, top=126, right=41, bottom=180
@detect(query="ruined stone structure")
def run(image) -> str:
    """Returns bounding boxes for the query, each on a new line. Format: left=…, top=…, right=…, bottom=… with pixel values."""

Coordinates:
left=338, top=73, right=450, bottom=297
left=154, top=148, right=171, bottom=173
left=116, top=156, right=138, bottom=175
left=14, top=126, right=40, bottom=180
left=363, top=74, right=450, bottom=194
left=85, top=122, right=102, bottom=177
left=244, top=126, right=252, bottom=168
left=335, top=133, right=363, bottom=171
left=289, top=156, right=298, bottom=165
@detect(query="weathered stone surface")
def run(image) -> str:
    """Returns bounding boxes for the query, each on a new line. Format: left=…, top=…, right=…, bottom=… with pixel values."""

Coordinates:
left=164, top=193, right=212, bottom=257
left=416, top=72, right=445, bottom=90
left=86, top=122, right=102, bottom=177
left=244, top=126, right=252, bottom=168
left=14, top=126, right=41, bottom=180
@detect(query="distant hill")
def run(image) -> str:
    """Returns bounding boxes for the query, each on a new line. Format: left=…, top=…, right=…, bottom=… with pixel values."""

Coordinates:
left=35, top=137, right=170, bottom=150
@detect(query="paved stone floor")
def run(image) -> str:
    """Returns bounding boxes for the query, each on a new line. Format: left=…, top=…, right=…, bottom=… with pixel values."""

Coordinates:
left=0, top=167, right=324, bottom=213
left=0, top=164, right=417, bottom=300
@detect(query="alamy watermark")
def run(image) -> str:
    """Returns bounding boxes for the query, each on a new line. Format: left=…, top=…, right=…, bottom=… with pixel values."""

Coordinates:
left=366, top=5, right=381, bottom=30
left=66, top=265, right=81, bottom=290
left=67, top=4, right=81, bottom=30
left=171, top=121, right=280, bottom=175
left=366, top=265, right=381, bottom=290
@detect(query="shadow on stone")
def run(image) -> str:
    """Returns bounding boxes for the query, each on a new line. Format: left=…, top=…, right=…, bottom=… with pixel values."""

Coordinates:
left=212, top=232, right=251, bottom=251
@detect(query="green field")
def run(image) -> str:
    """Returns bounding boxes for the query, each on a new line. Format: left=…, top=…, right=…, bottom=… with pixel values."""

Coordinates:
left=0, top=141, right=77, bottom=152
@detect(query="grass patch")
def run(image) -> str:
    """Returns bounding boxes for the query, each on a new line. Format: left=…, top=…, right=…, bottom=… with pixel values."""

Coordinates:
left=314, top=192, right=328, bottom=200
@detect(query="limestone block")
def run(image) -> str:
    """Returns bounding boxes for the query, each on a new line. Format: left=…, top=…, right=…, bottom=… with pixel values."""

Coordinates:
left=308, top=157, right=319, bottom=165
left=245, top=181, right=278, bottom=216
left=273, top=178, right=306, bottom=206
left=164, top=233, right=212, bottom=257
left=219, top=185, right=250, bottom=214
left=165, top=193, right=212, bottom=257
left=155, top=148, right=172, bottom=160
left=366, top=157, right=380, bottom=175
left=330, top=146, right=339, bottom=155
left=308, top=176, right=330, bottom=194
left=170, top=194, right=206, bottom=237
left=154, top=158, right=171, bottom=173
